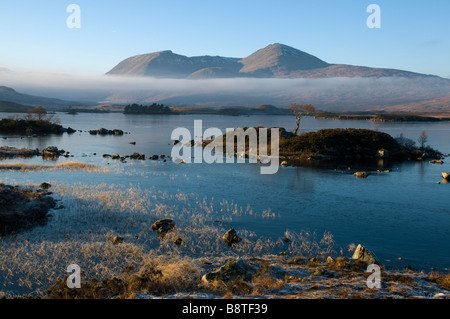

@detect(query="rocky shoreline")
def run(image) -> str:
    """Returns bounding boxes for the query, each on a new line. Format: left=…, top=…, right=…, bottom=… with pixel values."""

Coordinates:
left=0, top=183, right=56, bottom=235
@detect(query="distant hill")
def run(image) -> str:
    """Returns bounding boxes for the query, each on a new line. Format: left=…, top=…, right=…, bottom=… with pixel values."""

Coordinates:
left=0, top=100, right=32, bottom=113
left=0, top=86, right=79, bottom=110
left=171, top=104, right=290, bottom=115
left=106, top=43, right=442, bottom=80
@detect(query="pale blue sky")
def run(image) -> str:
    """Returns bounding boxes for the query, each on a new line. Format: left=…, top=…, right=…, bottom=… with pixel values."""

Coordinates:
left=0, top=0, right=449, bottom=77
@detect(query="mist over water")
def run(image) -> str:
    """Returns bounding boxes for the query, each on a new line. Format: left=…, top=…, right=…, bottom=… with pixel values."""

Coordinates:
left=1, top=69, right=450, bottom=110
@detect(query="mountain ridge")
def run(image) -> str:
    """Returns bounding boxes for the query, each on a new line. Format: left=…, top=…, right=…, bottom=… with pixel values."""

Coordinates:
left=106, top=43, right=444, bottom=80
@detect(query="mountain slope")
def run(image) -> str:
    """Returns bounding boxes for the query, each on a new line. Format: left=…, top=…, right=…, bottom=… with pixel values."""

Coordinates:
left=107, top=50, right=241, bottom=78
left=238, top=43, right=330, bottom=77
left=0, top=86, right=78, bottom=110
left=106, top=43, right=441, bottom=80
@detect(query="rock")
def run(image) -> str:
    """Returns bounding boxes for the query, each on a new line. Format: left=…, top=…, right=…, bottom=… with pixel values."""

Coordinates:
left=102, top=154, right=111, bottom=158
left=326, top=256, right=335, bottom=264
left=97, top=128, right=109, bottom=135
left=150, top=155, right=159, bottom=160
left=66, top=127, right=76, bottom=134
left=173, top=140, right=180, bottom=145
left=42, top=146, right=63, bottom=158
left=354, top=171, right=368, bottom=178
left=110, top=236, right=124, bottom=245
left=129, top=141, right=136, bottom=145
left=173, top=237, right=183, bottom=245
left=129, top=153, right=145, bottom=160
left=280, top=161, right=289, bottom=167
left=429, top=160, right=444, bottom=164
left=222, top=228, right=242, bottom=247
left=111, top=154, right=120, bottom=160
left=442, top=172, right=450, bottom=180
left=201, top=258, right=253, bottom=284
left=151, top=218, right=175, bottom=236
left=352, top=244, right=377, bottom=264
left=113, top=129, right=124, bottom=135
left=39, top=182, right=52, bottom=190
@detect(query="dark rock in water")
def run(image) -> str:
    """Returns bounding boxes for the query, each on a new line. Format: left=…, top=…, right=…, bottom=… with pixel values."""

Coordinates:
left=111, top=154, right=120, bottom=160
left=353, top=171, right=368, bottom=178
left=39, top=182, right=51, bottom=190
left=90, top=128, right=124, bottom=136
left=129, top=141, right=136, bottom=145
left=98, top=128, right=109, bottom=135
left=66, top=127, right=76, bottom=134
left=352, top=244, right=378, bottom=264
left=110, top=236, right=124, bottom=245
left=222, top=228, right=242, bottom=247
left=0, top=184, right=56, bottom=235
left=42, top=146, right=64, bottom=159
left=102, top=154, right=111, bottom=158
left=173, top=140, right=180, bottom=145
left=129, top=153, right=145, bottom=160
left=202, top=258, right=255, bottom=284
left=150, top=155, right=159, bottom=160
left=113, top=129, right=124, bottom=136
left=151, top=218, right=175, bottom=236
left=173, top=237, right=183, bottom=245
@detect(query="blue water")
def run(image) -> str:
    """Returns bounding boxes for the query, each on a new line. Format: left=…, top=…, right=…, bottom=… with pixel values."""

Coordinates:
left=1, top=112, right=449, bottom=271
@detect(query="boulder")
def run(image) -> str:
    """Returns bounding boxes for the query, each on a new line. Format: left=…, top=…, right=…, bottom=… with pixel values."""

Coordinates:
left=352, top=244, right=377, bottom=264
left=42, top=146, right=63, bottom=158
left=110, top=236, right=124, bottom=245
left=280, top=161, right=289, bottom=167
left=201, top=258, right=253, bottom=284
left=442, top=172, right=450, bottom=180
left=113, top=129, right=124, bottom=136
left=39, top=182, right=52, bottom=190
left=151, top=218, right=175, bottom=236
left=222, top=228, right=242, bottom=247
left=97, top=128, right=109, bottom=135
left=129, top=153, right=145, bottom=160
left=354, top=171, right=368, bottom=178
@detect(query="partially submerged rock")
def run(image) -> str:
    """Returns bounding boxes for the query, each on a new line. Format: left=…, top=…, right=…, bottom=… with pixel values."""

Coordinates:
left=222, top=228, right=242, bottom=247
left=42, top=146, right=64, bottom=159
left=151, top=218, right=175, bottom=237
left=352, top=244, right=378, bottom=265
left=353, top=171, right=369, bottom=178
left=110, top=236, right=124, bottom=245
left=89, top=128, right=124, bottom=136
left=0, top=184, right=56, bottom=235
left=442, top=172, right=450, bottom=180
left=39, top=182, right=52, bottom=190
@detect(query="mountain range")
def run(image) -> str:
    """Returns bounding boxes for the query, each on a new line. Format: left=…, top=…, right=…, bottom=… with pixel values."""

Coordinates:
left=1, top=43, right=449, bottom=113
left=107, top=43, right=441, bottom=80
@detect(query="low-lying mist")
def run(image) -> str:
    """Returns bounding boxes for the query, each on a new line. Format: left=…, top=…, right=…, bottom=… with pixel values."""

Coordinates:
left=1, top=69, right=450, bottom=111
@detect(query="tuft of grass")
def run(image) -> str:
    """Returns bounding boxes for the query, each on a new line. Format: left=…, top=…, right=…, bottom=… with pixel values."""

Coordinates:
left=428, top=272, right=450, bottom=291
left=0, top=161, right=108, bottom=173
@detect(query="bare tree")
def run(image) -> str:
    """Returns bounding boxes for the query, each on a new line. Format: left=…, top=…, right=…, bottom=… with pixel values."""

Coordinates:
left=418, top=130, right=428, bottom=150
left=289, top=103, right=316, bottom=135
left=32, top=106, right=47, bottom=121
